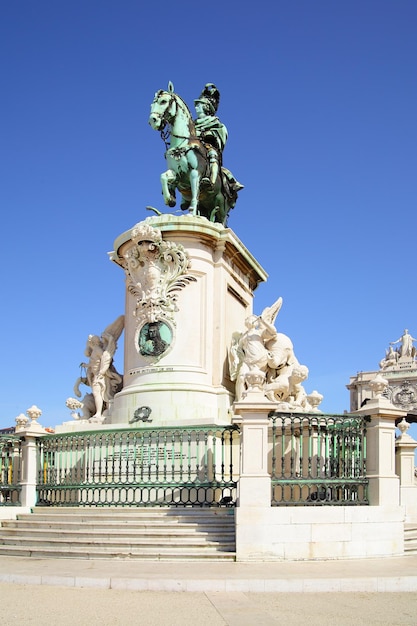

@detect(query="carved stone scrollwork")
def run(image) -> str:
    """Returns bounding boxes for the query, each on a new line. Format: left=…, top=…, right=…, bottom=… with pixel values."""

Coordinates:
left=122, top=220, right=197, bottom=329
left=385, top=380, right=417, bottom=412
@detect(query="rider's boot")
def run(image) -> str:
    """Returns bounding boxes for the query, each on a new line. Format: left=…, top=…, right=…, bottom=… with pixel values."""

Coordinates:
left=200, top=161, right=217, bottom=191
left=210, top=161, right=219, bottom=186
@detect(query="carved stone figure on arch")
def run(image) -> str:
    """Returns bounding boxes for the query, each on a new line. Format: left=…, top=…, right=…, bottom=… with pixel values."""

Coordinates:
left=390, top=329, right=417, bottom=359
left=379, top=345, right=399, bottom=370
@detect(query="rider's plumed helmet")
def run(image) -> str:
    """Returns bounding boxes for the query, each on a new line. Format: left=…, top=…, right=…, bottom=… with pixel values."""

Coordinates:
left=194, top=83, right=220, bottom=115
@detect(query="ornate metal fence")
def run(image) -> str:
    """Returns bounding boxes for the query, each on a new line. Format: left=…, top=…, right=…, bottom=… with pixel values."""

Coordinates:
left=36, top=425, right=240, bottom=507
left=268, top=412, right=369, bottom=506
left=0, top=435, right=22, bottom=506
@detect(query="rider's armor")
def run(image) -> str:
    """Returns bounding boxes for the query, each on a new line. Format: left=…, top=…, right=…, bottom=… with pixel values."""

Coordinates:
left=194, top=84, right=227, bottom=187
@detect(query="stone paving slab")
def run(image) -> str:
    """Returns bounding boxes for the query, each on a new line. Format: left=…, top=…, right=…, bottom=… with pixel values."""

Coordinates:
left=0, top=554, right=416, bottom=592
left=1, top=584, right=416, bottom=626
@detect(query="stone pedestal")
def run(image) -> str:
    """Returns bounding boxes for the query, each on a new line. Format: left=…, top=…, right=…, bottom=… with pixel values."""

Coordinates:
left=395, top=424, right=417, bottom=521
left=354, top=398, right=406, bottom=506
left=232, top=394, right=273, bottom=507
left=19, top=436, right=39, bottom=508
left=109, top=215, right=267, bottom=426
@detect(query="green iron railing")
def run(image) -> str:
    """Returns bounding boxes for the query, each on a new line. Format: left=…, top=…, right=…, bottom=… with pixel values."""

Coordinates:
left=0, top=435, right=22, bottom=506
left=268, top=412, right=369, bottom=506
left=36, top=425, right=240, bottom=507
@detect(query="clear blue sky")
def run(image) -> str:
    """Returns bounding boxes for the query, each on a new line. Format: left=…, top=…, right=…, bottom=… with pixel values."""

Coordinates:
left=1, top=1, right=417, bottom=434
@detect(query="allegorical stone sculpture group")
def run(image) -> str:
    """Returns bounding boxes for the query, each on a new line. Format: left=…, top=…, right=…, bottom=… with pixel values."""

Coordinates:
left=379, top=329, right=417, bottom=370
left=229, top=297, right=323, bottom=411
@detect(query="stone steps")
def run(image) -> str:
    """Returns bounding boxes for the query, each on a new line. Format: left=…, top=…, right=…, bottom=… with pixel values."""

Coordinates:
left=0, top=544, right=235, bottom=560
left=0, top=530, right=235, bottom=545
left=0, top=507, right=236, bottom=561
left=405, top=523, right=417, bottom=554
left=0, top=523, right=235, bottom=535
left=30, top=507, right=233, bottom=517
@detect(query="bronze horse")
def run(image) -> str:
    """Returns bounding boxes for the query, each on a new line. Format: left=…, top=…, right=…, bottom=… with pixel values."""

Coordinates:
left=149, top=83, right=241, bottom=225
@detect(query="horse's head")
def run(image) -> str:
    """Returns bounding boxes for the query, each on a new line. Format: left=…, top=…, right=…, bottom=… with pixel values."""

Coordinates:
left=149, top=89, right=177, bottom=131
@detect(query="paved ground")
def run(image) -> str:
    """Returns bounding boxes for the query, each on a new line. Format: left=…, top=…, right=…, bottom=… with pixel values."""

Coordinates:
left=1, top=554, right=417, bottom=592
left=0, top=584, right=416, bottom=625
left=0, top=555, right=417, bottom=625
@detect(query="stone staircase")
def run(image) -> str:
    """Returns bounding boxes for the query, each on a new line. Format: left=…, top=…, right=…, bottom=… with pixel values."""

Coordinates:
left=0, top=507, right=236, bottom=561
left=405, top=523, right=417, bottom=555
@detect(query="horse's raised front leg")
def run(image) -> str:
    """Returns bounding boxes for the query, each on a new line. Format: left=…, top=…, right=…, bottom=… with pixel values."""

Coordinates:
left=161, top=169, right=176, bottom=207
left=189, top=168, right=200, bottom=215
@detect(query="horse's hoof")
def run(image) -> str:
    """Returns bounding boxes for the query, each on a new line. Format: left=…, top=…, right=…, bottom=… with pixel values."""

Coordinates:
left=168, top=198, right=176, bottom=208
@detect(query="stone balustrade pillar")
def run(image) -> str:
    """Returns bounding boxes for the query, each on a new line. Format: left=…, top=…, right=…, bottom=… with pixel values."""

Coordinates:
left=19, top=436, right=39, bottom=508
left=354, top=397, right=406, bottom=506
left=232, top=392, right=272, bottom=508
left=395, top=419, right=417, bottom=521
left=16, top=409, right=48, bottom=508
